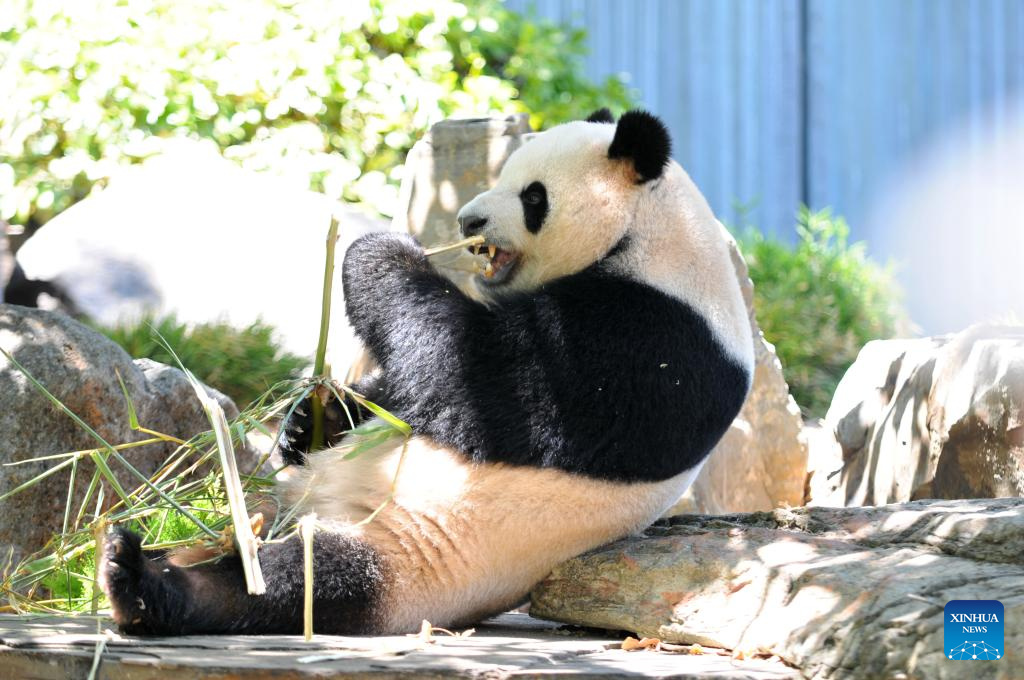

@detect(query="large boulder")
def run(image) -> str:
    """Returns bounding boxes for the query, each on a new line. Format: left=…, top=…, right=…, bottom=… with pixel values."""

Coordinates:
left=531, top=498, right=1024, bottom=679
left=808, top=325, right=1024, bottom=506
left=0, top=304, right=237, bottom=560
left=10, top=140, right=386, bottom=361
left=390, top=116, right=807, bottom=514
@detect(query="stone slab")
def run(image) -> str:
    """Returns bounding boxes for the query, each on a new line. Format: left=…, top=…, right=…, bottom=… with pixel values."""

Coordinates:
left=0, top=612, right=797, bottom=679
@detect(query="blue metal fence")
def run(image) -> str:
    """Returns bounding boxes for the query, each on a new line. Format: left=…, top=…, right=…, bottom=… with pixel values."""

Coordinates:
left=505, top=0, right=1024, bottom=243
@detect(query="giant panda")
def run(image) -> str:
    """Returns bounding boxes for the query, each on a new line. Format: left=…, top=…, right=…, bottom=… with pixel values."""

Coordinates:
left=99, top=109, right=754, bottom=636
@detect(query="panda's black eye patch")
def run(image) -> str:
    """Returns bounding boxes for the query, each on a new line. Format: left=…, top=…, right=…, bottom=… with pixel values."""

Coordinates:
left=520, top=181, right=549, bottom=234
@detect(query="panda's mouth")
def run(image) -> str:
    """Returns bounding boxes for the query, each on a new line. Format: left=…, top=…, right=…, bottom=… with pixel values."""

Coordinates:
left=469, top=242, right=520, bottom=286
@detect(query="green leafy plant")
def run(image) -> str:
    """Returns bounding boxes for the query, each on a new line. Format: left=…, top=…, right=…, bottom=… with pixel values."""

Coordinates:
left=739, top=207, right=908, bottom=417
left=0, top=0, right=632, bottom=228
left=96, top=316, right=309, bottom=407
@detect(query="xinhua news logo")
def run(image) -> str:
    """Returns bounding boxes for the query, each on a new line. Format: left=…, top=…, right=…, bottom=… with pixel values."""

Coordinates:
left=944, top=600, right=1003, bottom=661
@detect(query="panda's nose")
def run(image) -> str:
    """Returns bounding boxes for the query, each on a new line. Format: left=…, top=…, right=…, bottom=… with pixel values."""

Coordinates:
left=458, top=214, right=488, bottom=237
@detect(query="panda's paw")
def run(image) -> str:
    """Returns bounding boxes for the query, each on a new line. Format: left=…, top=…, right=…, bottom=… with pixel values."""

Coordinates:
left=99, top=527, right=159, bottom=634
left=279, top=386, right=359, bottom=464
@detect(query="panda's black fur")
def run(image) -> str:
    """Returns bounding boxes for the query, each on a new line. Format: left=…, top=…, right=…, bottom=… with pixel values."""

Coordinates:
left=100, top=109, right=753, bottom=637
left=519, top=180, right=549, bottom=233
left=102, top=523, right=383, bottom=634
left=337, top=233, right=749, bottom=482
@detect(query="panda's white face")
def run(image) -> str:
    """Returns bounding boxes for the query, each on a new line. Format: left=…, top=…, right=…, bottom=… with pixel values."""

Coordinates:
left=456, top=120, right=637, bottom=293
left=458, top=109, right=754, bottom=368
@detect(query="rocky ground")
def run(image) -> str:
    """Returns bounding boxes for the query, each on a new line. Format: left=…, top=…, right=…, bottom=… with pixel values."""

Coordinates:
left=532, top=499, right=1024, bottom=679
left=0, top=612, right=798, bottom=679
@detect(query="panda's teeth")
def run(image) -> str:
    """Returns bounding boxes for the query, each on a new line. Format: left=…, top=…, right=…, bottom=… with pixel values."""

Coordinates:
left=472, top=244, right=481, bottom=255
left=488, top=245, right=496, bottom=259
left=484, top=262, right=495, bottom=278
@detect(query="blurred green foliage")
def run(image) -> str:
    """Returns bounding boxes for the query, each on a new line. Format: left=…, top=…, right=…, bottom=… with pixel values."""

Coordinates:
left=739, top=207, right=908, bottom=417
left=0, top=0, right=632, bottom=226
left=97, top=315, right=308, bottom=407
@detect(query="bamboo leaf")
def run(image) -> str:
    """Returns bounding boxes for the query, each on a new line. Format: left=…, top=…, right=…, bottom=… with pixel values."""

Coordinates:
left=352, top=396, right=412, bottom=436
left=114, top=369, right=139, bottom=430
left=341, top=432, right=394, bottom=461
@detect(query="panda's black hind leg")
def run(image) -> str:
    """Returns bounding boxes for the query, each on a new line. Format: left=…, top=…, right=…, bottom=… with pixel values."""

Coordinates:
left=99, top=525, right=386, bottom=635
left=99, top=526, right=192, bottom=635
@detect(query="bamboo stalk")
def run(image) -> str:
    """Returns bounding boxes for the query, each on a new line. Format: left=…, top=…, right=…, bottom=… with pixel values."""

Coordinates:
left=91, top=517, right=106, bottom=616
left=186, top=373, right=266, bottom=595
left=423, top=235, right=485, bottom=257
left=311, top=217, right=340, bottom=451
left=299, top=513, right=317, bottom=641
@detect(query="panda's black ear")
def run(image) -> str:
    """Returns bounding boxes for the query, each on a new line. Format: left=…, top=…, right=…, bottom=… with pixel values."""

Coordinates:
left=608, top=110, right=672, bottom=182
left=584, top=108, right=615, bottom=124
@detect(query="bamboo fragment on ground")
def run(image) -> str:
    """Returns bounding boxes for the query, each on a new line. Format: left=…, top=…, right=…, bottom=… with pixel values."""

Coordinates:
left=299, top=513, right=317, bottom=641
left=185, top=373, right=266, bottom=595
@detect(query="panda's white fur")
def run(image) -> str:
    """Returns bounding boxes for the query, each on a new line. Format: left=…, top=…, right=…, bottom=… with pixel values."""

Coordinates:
left=100, top=109, right=753, bottom=636
left=283, top=436, right=704, bottom=631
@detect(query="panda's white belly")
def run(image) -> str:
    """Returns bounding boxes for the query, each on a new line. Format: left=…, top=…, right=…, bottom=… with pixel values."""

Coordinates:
left=279, top=422, right=702, bottom=632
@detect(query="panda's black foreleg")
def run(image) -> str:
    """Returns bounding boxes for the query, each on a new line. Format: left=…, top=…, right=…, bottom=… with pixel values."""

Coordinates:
left=99, top=526, right=385, bottom=635
left=279, top=374, right=384, bottom=465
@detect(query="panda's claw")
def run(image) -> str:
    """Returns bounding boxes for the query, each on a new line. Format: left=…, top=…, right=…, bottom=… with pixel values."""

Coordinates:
left=279, top=383, right=362, bottom=465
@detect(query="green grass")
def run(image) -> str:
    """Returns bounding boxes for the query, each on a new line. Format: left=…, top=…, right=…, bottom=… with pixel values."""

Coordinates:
left=96, top=316, right=309, bottom=408
left=739, top=207, right=909, bottom=417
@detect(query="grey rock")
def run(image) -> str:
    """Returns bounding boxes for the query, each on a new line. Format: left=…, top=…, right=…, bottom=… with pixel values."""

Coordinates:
left=0, top=304, right=237, bottom=560
left=808, top=324, right=1024, bottom=506
left=531, top=498, right=1024, bottom=679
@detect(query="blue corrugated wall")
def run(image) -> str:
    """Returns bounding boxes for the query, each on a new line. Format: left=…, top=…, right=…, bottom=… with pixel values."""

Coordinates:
left=505, top=0, right=1024, bottom=242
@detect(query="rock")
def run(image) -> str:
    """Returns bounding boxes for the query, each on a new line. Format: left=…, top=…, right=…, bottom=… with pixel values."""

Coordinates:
left=531, top=498, right=1024, bottom=679
left=808, top=324, right=1024, bottom=506
left=0, top=304, right=238, bottom=560
left=11, top=140, right=386, bottom=361
left=390, top=117, right=807, bottom=514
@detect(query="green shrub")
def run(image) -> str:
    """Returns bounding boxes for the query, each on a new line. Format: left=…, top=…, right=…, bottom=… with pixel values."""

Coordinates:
left=97, top=315, right=308, bottom=407
left=0, top=0, right=632, bottom=227
left=739, top=207, right=908, bottom=417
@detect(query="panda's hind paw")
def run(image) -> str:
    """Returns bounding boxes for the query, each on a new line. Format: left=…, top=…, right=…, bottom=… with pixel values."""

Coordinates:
left=99, top=527, right=153, bottom=632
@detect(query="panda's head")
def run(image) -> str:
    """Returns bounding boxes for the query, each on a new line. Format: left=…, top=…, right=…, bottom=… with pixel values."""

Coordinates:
left=456, top=109, right=672, bottom=293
